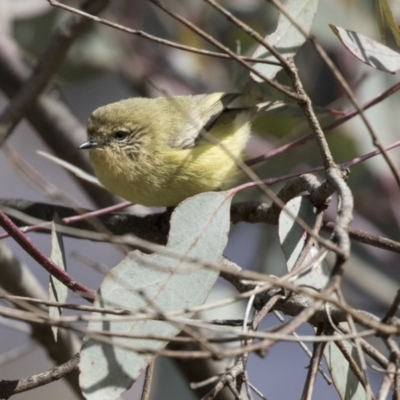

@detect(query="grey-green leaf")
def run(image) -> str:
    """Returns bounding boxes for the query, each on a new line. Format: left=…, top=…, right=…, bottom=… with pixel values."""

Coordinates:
left=79, top=191, right=232, bottom=400
left=250, top=0, right=319, bottom=81
left=49, top=214, right=68, bottom=342
left=324, top=333, right=367, bottom=400
left=330, top=24, right=400, bottom=73
left=278, top=196, right=329, bottom=290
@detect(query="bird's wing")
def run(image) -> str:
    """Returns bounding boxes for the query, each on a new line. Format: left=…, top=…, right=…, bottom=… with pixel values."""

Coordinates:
left=171, top=93, right=240, bottom=149
left=193, top=93, right=240, bottom=130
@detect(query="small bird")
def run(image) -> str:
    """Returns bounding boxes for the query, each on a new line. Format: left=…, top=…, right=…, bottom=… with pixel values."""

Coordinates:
left=80, top=93, right=260, bottom=207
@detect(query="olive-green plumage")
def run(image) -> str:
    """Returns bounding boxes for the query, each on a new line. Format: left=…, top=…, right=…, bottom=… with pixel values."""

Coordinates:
left=80, top=93, right=253, bottom=207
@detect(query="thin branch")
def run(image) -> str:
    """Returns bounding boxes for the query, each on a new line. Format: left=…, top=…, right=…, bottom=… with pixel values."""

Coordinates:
left=382, top=288, right=400, bottom=324
left=335, top=338, right=369, bottom=389
left=339, top=288, right=375, bottom=399
left=0, top=210, right=95, bottom=300
left=141, top=361, right=155, bottom=400
left=0, top=241, right=82, bottom=394
left=204, top=0, right=291, bottom=70
left=0, top=281, right=393, bottom=357
left=48, top=0, right=280, bottom=65
left=201, top=360, right=245, bottom=400
left=312, top=34, right=400, bottom=187
left=149, top=0, right=300, bottom=101
left=324, top=81, right=400, bottom=134
left=267, top=0, right=400, bottom=187
left=0, top=201, right=132, bottom=240
left=322, top=221, right=400, bottom=254
left=379, top=337, right=400, bottom=400
left=301, top=327, right=326, bottom=400
left=339, top=323, right=389, bottom=370
left=0, top=198, right=170, bottom=244
left=272, top=311, right=332, bottom=385
left=0, top=353, right=79, bottom=398
left=269, top=51, right=353, bottom=272
left=246, top=83, right=400, bottom=166
left=223, top=262, right=397, bottom=339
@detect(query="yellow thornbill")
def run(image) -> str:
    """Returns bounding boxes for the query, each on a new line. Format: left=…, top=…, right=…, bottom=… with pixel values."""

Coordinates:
left=80, top=93, right=262, bottom=207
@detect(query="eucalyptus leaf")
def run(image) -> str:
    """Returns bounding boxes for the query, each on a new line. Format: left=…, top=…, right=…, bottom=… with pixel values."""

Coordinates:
left=250, top=0, right=319, bottom=81
left=278, top=196, right=329, bottom=290
left=324, top=333, right=367, bottom=400
left=79, top=191, right=232, bottom=400
left=49, top=214, right=68, bottom=342
left=330, top=24, right=400, bottom=73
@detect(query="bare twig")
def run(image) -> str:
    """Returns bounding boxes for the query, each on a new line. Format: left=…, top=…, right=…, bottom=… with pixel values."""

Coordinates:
left=204, top=0, right=291, bottom=71
left=0, top=197, right=170, bottom=245
left=0, top=210, right=95, bottom=300
left=273, top=311, right=332, bottom=385
left=48, top=0, right=279, bottom=65
left=202, top=360, right=245, bottom=400
left=0, top=200, right=132, bottom=240
left=0, top=242, right=82, bottom=394
left=339, top=324, right=389, bottom=370
left=339, top=290, right=375, bottom=399
left=322, top=222, right=400, bottom=254
left=379, top=337, right=400, bottom=400
left=335, top=338, right=369, bottom=388
left=276, top=55, right=353, bottom=271
left=149, top=0, right=300, bottom=101
left=382, top=288, right=400, bottom=324
left=246, top=82, right=400, bottom=167
left=313, top=35, right=400, bottom=187
left=0, top=353, right=80, bottom=398
left=301, top=327, right=326, bottom=400
left=267, top=0, right=400, bottom=187
left=141, top=361, right=155, bottom=400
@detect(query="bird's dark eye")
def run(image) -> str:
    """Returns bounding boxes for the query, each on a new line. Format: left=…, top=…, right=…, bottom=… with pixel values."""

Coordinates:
left=113, top=130, right=129, bottom=140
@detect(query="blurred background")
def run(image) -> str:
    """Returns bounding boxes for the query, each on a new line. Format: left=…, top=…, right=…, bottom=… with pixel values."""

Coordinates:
left=0, top=0, right=400, bottom=398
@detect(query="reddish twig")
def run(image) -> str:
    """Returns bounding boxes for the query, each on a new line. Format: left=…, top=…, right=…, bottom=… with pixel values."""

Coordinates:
left=246, top=81, right=400, bottom=167
left=0, top=201, right=132, bottom=240
left=0, top=210, right=95, bottom=301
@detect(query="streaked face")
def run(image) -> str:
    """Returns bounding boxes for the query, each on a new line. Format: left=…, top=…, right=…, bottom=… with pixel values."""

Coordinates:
left=80, top=103, right=152, bottom=161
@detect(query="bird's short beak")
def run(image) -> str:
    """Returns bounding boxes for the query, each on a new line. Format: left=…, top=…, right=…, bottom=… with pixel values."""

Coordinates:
left=79, top=139, right=101, bottom=150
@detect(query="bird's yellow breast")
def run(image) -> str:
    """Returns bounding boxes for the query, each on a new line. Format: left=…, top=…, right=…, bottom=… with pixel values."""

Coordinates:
left=89, top=111, right=251, bottom=207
